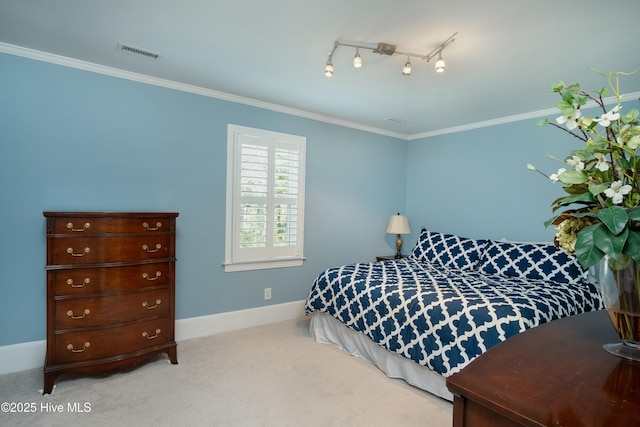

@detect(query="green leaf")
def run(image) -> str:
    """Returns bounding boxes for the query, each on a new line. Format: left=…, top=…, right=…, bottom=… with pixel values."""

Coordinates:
left=597, top=206, right=629, bottom=235
left=558, top=170, right=587, bottom=185
left=550, top=81, right=565, bottom=92
left=536, top=118, right=549, bottom=126
left=628, top=206, right=640, bottom=222
left=624, top=230, right=640, bottom=264
left=588, top=183, right=609, bottom=196
left=556, top=191, right=595, bottom=205
left=563, top=185, right=588, bottom=195
left=586, top=121, right=599, bottom=132
left=572, top=147, right=595, bottom=158
left=556, top=103, right=574, bottom=116
left=594, top=225, right=628, bottom=259
left=566, top=83, right=581, bottom=93
left=575, top=224, right=605, bottom=268
left=622, top=108, right=640, bottom=124
left=526, top=163, right=537, bottom=171
left=543, top=216, right=555, bottom=228
left=577, top=96, right=589, bottom=106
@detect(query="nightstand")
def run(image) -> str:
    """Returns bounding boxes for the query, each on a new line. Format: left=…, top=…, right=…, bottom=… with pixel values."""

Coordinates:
left=376, top=255, right=406, bottom=261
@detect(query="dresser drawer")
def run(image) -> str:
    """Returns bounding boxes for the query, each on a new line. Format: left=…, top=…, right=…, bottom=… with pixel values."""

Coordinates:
left=53, top=317, right=172, bottom=364
left=54, top=288, right=170, bottom=329
left=48, top=234, right=173, bottom=265
left=51, top=262, right=172, bottom=296
left=48, top=216, right=173, bottom=235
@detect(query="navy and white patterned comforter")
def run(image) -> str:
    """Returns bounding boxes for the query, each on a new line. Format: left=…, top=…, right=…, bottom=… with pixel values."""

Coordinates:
left=304, top=257, right=602, bottom=377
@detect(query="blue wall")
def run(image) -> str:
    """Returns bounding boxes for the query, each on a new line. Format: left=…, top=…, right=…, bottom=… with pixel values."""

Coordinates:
left=405, top=99, right=640, bottom=245
left=406, top=121, right=561, bottom=243
left=0, top=53, right=407, bottom=346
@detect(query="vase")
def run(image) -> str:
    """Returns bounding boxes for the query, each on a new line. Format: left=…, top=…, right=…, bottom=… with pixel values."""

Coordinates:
left=592, top=255, right=640, bottom=361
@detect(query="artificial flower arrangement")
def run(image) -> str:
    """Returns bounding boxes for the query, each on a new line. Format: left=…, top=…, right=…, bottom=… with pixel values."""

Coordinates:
left=528, top=68, right=640, bottom=270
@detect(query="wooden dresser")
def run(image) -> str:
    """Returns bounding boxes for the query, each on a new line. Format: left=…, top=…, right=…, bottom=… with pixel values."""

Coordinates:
left=43, top=211, right=179, bottom=394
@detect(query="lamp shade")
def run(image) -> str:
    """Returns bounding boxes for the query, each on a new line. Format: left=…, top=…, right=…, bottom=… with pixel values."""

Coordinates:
left=386, top=214, right=410, bottom=234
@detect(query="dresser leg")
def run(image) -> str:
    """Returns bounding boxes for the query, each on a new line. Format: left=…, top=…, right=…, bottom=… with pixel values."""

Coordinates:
left=43, top=373, right=55, bottom=395
left=168, top=345, right=178, bottom=364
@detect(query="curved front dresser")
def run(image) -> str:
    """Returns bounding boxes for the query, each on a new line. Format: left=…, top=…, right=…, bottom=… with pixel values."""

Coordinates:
left=43, top=212, right=178, bottom=395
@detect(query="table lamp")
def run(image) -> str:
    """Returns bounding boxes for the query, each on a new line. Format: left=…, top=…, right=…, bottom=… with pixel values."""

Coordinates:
left=386, top=213, right=411, bottom=258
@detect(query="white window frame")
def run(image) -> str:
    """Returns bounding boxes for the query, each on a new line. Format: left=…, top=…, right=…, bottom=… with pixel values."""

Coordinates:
left=224, top=124, right=306, bottom=272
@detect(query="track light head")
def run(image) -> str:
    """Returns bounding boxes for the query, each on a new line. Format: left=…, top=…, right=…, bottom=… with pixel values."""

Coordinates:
left=435, top=54, right=445, bottom=73
left=353, top=48, right=362, bottom=68
left=324, top=61, right=334, bottom=77
left=402, top=57, right=412, bottom=76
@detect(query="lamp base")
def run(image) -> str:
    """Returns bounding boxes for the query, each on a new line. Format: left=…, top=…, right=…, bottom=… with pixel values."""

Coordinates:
left=395, top=235, right=403, bottom=259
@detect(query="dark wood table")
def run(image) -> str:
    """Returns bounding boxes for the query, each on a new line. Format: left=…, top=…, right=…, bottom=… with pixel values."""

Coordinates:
left=446, top=310, right=640, bottom=426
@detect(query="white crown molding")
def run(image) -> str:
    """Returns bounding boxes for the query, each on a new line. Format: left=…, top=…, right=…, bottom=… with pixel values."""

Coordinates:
left=0, top=300, right=306, bottom=376
left=2, top=42, right=638, bottom=142
left=408, top=91, right=640, bottom=140
left=408, top=109, right=558, bottom=140
left=0, top=42, right=407, bottom=140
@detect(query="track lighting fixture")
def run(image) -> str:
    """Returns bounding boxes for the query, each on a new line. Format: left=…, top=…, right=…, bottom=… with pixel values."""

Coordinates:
left=323, top=32, right=457, bottom=78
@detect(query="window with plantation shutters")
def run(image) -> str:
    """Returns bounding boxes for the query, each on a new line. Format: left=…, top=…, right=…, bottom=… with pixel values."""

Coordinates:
left=225, top=125, right=306, bottom=272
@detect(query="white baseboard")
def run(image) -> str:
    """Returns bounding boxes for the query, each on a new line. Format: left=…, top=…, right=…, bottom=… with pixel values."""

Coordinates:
left=0, top=340, right=47, bottom=375
left=0, top=300, right=306, bottom=376
left=175, top=300, right=306, bottom=341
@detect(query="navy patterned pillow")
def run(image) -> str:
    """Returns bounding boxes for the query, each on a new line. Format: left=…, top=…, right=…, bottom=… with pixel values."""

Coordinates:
left=478, top=240, right=588, bottom=284
left=411, top=228, right=487, bottom=270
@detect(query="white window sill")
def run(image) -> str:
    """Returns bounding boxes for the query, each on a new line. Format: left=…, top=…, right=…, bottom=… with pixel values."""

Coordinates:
left=223, top=257, right=306, bottom=272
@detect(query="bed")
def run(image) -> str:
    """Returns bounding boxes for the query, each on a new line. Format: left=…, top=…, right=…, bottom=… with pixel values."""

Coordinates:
left=304, top=228, right=603, bottom=401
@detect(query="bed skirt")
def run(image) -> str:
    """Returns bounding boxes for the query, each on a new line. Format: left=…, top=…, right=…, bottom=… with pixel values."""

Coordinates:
left=308, top=312, right=453, bottom=401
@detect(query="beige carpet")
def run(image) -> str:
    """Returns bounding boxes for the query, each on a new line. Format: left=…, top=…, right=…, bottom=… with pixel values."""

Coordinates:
left=0, top=317, right=452, bottom=426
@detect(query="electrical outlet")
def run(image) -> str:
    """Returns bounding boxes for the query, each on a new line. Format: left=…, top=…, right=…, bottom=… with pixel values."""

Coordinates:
left=264, top=288, right=272, bottom=300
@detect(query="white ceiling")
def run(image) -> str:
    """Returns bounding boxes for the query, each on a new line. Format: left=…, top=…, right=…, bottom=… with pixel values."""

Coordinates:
left=1, top=0, right=639, bottom=138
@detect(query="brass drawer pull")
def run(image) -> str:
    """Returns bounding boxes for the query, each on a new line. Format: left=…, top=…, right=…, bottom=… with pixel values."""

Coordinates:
left=67, top=342, right=90, bottom=353
left=66, top=309, right=90, bottom=319
left=143, top=221, right=162, bottom=231
left=142, top=329, right=161, bottom=340
left=142, top=243, right=162, bottom=253
left=142, top=271, right=162, bottom=281
left=67, top=278, right=91, bottom=288
left=66, top=222, right=91, bottom=232
left=67, top=247, right=90, bottom=257
left=142, top=299, right=161, bottom=309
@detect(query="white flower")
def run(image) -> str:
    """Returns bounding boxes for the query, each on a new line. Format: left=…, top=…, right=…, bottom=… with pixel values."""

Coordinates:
left=593, top=152, right=610, bottom=172
left=566, top=155, right=584, bottom=171
left=594, top=105, right=621, bottom=127
left=549, top=168, right=566, bottom=182
left=555, top=109, right=581, bottom=130
left=604, top=180, right=632, bottom=204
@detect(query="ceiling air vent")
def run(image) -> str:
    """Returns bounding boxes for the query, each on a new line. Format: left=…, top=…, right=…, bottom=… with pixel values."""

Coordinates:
left=117, top=43, right=160, bottom=60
